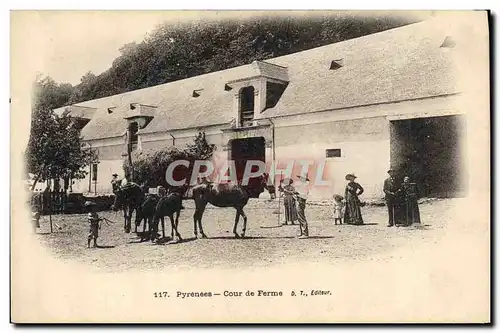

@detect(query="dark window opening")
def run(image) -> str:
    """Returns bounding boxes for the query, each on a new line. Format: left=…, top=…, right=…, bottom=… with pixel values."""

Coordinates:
left=265, top=82, right=287, bottom=109
left=192, top=89, right=203, bottom=97
left=326, top=149, right=342, bottom=158
left=129, top=121, right=139, bottom=150
left=91, top=163, right=98, bottom=182
left=330, top=60, right=343, bottom=70
left=240, top=86, right=255, bottom=127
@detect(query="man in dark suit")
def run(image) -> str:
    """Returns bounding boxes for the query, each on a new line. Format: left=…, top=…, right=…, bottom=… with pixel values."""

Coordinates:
left=383, top=169, right=401, bottom=227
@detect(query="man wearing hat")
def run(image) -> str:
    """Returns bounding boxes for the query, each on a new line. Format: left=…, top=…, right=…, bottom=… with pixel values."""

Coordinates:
left=383, top=169, right=401, bottom=227
left=111, top=173, right=120, bottom=193
left=294, top=175, right=311, bottom=239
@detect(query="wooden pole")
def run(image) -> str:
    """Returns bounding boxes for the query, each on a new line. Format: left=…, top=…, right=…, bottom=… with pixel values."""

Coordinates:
left=277, top=171, right=282, bottom=225
left=49, top=190, right=53, bottom=233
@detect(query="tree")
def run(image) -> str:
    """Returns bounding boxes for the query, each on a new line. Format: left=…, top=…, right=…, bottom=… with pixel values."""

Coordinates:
left=26, top=76, right=97, bottom=190
left=66, top=14, right=418, bottom=104
left=123, top=132, right=217, bottom=188
left=186, top=132, right=216, bottom=160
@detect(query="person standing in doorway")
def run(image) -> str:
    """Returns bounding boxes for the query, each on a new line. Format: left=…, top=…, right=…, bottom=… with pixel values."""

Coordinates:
left=344, top=174, right=364, bottom=225
left=401, top=176, right=421, bottom=226
left=383, top=169, right=402, bottom=227
left=294, top=175, right=311, bottom=239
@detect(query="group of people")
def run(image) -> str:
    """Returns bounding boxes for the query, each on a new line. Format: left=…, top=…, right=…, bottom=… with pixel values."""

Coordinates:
left=383, top=169, right=421, bottom=227
left=278, top=169, right=422, bottom=235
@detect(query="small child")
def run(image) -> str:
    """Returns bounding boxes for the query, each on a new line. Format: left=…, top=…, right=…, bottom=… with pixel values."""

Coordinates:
left=85, top=201, right=102, bottom=248
left=332, top=195, right=345, bottom=225
left=31, top=211, right=41, bottom=232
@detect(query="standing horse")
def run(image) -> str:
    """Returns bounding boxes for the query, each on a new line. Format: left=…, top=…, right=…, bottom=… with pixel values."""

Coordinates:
left=136, top=193, right=159, bottom=240
left=191, top=174, right=275, bottom=238
left=112, top=182, right=146, bottom=233
left=151, top=192, right=184, bottom=242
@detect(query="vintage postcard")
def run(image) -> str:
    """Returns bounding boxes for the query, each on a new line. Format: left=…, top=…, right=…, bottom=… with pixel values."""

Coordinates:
left=10, top=10, right=490, bottom=323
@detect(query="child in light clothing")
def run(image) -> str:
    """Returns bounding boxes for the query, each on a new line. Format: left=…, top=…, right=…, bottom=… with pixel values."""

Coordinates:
left=332, top=195, right=345, bottom=225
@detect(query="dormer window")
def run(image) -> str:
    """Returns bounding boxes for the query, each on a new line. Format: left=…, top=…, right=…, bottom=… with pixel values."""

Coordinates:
left=265, top=81, right=287, bottom=109
left=192, top=89, right=203, bottom=97
left=330, top=59, right=343, bottom=70
left=440, top=36, right=456, bottom=48
left=240, top=86, right=255, bottom=127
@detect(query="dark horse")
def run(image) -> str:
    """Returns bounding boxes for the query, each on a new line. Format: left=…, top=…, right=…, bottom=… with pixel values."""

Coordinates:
left=112, top=182, right=145, bottom=233
left=150, top=192, right=184, bottom=242
left=191, top=174, right=275, bottom=238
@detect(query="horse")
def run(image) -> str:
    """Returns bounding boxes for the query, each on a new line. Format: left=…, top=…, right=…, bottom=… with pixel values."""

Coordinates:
left=136, top=193, right=159, bottom=241
left=151, top=192, right=184, bottom=243
left=112, top=182, right=146, bottom=233
left=191, top=173, right=275, bottom=239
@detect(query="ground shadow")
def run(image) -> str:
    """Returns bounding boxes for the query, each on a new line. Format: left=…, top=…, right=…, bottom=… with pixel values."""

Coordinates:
left=95, top=245, right=116, bottom=249
left=36, top=231, right=72, bottom=235
left=154, top=236, right=197, bottom=245
left=341, top=223, right=379, bottom=226
left=206, top=235, right=336, bottom=240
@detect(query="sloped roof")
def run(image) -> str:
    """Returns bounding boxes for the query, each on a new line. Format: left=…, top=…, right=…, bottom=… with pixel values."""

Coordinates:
left=57, top=16, right=473, bottom=141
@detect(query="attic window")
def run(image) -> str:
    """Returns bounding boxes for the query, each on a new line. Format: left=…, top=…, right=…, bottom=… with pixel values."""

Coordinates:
left=192, top=89, right=203, bottom=97
left=326, top=149, right=341, bottom=158
left=440, top=36, right=456, bottom=48
left=130, top=103, right=136, bottom=110
left=330, top=59, right=343, bottom=70
left=224, top=84, right=233, bottom=91
left=107, top=107, right=115, bottom=114
left=265, top=81, right=287, bottom=109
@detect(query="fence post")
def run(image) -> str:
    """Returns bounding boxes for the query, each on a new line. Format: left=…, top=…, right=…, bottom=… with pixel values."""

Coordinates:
left=49, top=191, right=53, bottom=233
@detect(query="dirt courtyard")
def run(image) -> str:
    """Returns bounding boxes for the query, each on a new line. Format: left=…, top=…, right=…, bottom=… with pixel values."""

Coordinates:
left=33, top=198, right=459, bottom=272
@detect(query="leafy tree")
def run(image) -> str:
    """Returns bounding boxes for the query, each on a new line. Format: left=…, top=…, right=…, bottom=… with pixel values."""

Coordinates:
left=123, top=132, right=216, bottom=188
left=67, top=14, right=418, bottom=104
left=186, top=132, right=216, bottom=160
left=26, top=76, right=97, bottom=190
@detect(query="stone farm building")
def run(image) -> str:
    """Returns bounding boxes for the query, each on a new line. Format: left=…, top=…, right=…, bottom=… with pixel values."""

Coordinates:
left=53, top=15, right=484, bottom=200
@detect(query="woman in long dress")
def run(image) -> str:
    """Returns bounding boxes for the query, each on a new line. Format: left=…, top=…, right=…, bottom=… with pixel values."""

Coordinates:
left=401, top=176, right=421, bottom=226
left=343, top=173, right=364, bottom=225
left=280, top=178, right=298, bottom=225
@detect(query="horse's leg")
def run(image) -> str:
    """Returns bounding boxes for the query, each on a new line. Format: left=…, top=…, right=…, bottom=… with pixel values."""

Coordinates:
left=240, top=208, right=248, bottom=238
left=142, top=212, right=146, bottom=235
left=174, top=210, right=182, bottom=240
left=170, top=215, right=174, bottom=240
left=233, top=209, right=241, bottom=238
left=161, top=217, right=166, bottom=239
left=123, top=209, right=129, bottom=233
left=151, top=218, right=158, bottom=243
left=168, top=213, right=177, bottom=240
left=134, top=208, right=139, bottom=234
left=197, top=204, right=208, bottom=239
left=193, top=209, right=199, bottom=239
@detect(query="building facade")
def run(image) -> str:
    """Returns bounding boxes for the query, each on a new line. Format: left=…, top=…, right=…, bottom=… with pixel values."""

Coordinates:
left=50, top=14, right=485, bottom=200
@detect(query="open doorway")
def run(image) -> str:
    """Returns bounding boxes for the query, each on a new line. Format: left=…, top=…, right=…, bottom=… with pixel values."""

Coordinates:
left=229, top=137, right=266, bottom=193
left=390, top=115, right=468, bottom=198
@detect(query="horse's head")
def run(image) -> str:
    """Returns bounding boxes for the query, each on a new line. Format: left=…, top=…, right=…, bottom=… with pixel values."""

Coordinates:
left=245, top=173, right=276, bottom=199
left=262, top=173, right=276, bottom=199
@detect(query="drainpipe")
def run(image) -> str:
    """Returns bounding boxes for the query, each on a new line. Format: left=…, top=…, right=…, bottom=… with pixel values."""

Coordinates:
left=170, top=133, right=176, bottom=146
left=268, top=118, right=276, bottom=185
